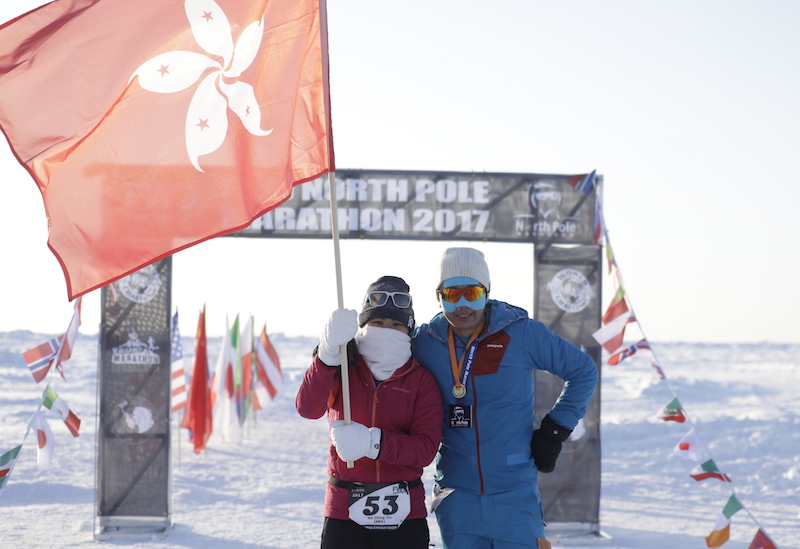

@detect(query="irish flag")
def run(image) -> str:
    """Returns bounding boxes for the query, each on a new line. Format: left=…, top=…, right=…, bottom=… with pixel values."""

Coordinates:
left=658, top=397, right=686, bottom=423
left=0, top=445, right=22, bottom=494
left=705, top=495, right=743, bottom=548
left=28, top=412, right=55, bottom=469
left=42, top=387, right=81, bottom=437
left=690, top=459, right=731, bottom=483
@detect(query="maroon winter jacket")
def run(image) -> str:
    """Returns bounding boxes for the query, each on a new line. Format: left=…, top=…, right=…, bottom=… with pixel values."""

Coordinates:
left=295, top=351, right=443, bottom=521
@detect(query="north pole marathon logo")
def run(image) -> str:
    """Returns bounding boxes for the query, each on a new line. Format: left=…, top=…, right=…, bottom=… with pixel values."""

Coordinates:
left=548, top=269, right=592, bottom=313
left=116, top=264, right=162, bottom=303
left=111, top=331, right=161, bottom=370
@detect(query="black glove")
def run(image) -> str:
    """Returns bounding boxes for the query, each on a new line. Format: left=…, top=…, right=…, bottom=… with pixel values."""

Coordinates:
left=531, top=414, right=572, bottom=473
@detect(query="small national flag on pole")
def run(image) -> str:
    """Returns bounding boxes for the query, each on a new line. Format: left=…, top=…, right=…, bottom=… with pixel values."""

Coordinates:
left=566, top=170, right=596, bottom=196
left=181, top=307, right=213, bottom=454
left=747, top=528, right=778, bottom=549
left=22, top=337, right=62, bottom=384
left=211, top=317, right=242, bottom=444
left=673, top=428, right=703, bottom=461
left=690, top=459, right=732, bottom=483
left=171, top=311, right=188, bottom=412
left=658, top=397, right=687, bottom=423
left=28, top=412, right=55, bottom=469
left=239, top=315, right=255, bottom=420
left=705, top=495, right=744, bottom=548
left=42, top=387, right=81, bottom=437
left=253, top=323, right=283, bottom=409
left=0, top=445, right=23, bottom=496
left=0, top=0, right=333, bottom=300
left=607, top=338, right=650, bottom=366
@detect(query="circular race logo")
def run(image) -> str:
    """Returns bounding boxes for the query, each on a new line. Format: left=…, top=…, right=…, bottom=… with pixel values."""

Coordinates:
left=112, top=396, right=158, bottom=444
left=117, top=264, right=161, bottom=303
left=548, top=268, right=592, bottom=313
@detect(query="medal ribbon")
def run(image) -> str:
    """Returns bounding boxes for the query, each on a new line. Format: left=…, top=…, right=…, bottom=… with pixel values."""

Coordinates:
left=447, top=319, right=485, bottom=399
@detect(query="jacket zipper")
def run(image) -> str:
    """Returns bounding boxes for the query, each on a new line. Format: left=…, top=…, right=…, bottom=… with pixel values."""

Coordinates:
left=372, top=383, right=380, bottom=482
left=472, top=373, right=484, bottom=494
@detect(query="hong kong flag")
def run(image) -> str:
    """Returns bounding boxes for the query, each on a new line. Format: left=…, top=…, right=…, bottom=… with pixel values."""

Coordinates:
left=0, top=0, right=333, bottom=299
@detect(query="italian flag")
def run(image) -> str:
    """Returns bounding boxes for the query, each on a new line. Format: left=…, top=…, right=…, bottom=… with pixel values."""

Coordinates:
left=658, top=397, right=686, bottom=423
left=28, top=412, right=55, bottom=469
left=691, top=459, right=731, bottom=483
left=42, top=387, right=81, bottom=437
left=0, top=445, right=22, bottom=493
left=705, top=495, right=743, bottom=548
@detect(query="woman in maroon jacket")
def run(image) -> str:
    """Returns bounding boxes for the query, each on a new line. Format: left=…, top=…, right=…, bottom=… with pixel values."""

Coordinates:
left=296, top=276, right=443, bottom=549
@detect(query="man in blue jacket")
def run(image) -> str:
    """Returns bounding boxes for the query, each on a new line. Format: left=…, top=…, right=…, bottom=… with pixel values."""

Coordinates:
left=412, top=247, right=599, bottom=548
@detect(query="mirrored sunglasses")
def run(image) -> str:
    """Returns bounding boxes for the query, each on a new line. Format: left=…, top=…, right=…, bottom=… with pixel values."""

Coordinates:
left=365, top=291, right=412, bottom=309
left=439, top=286, right=486, bottom=304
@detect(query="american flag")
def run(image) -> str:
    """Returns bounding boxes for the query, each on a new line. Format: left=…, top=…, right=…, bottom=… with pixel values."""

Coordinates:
left=171, top=311, right=187, bottom=412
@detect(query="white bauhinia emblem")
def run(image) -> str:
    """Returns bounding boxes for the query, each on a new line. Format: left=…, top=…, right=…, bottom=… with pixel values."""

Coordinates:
left=130, top=0, right=272, bottom=171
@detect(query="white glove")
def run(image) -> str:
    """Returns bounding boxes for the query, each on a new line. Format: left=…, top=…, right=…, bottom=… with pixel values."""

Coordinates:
left=330, top=420, right=382, bottom=461
left=318, top=309, right=358, bottom=366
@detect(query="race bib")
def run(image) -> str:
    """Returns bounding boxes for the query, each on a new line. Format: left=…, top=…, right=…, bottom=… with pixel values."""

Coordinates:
left=348, top=481, right=411, bottom=530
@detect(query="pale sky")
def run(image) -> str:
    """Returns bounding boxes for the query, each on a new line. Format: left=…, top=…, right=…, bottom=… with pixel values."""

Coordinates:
left=1, top=1, right=798, bottom=343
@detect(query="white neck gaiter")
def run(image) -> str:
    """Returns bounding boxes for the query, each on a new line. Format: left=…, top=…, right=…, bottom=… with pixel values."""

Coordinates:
left=355, top=326, right=412, bottom=381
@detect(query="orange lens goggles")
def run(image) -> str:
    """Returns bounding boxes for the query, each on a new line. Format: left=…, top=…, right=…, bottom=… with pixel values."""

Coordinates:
left=439, top=286, right=486, bottom=303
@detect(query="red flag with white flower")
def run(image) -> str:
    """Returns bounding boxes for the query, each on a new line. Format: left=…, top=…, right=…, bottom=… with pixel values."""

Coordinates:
left=0, top=0, right=333, bottom=299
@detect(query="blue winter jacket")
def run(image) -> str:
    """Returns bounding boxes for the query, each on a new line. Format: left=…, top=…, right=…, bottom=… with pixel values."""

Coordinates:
left=412, top=299, right=598, bottom=495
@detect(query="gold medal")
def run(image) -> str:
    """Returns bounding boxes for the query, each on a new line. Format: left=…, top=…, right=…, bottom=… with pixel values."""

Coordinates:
left=452, top=385, right=466, bottom=399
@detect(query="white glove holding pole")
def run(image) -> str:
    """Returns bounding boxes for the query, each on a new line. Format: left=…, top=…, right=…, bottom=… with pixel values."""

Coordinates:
left=317, top=309, right=358, bottom=366
left=330, top=420, right=382, bottom=461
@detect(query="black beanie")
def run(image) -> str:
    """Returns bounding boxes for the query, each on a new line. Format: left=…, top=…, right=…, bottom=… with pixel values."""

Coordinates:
left=358, top=276, right=415, bottom=331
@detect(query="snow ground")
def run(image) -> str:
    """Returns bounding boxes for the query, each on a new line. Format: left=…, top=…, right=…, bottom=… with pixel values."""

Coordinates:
left=1, top=331, right=797, bottom=548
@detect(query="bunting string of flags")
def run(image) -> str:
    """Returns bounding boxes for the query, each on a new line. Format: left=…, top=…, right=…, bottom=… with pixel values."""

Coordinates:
left=1, top=299, right=83, bottom=499
left=586, top=173, right=780, bottom=549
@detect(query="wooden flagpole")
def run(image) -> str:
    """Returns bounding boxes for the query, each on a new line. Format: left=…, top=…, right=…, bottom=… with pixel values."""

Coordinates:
left=319, top=0, right=353, bottom=467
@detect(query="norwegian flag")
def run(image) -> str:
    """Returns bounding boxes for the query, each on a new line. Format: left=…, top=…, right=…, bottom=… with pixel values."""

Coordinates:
left=21, top=297, right=82, bottom=383
left=22, top=337, right=62, bottom=384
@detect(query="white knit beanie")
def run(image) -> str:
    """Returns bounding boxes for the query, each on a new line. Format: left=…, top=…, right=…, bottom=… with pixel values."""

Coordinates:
left=438, top=248, right=491, bottom=290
